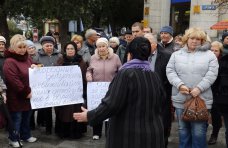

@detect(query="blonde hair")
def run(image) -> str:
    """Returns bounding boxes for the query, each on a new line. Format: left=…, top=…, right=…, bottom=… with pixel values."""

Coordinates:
left=211, top=41, right=223, bottom=53
left=71, top=34, right=83, bottom=44
left=182, top=28, right=206, bottom=45
left=10, top=34, right=26, bottom=49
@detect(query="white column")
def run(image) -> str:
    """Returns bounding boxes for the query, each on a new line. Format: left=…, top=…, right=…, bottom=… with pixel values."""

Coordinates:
left=144, top=0, right=171, bottom=34
left=189, top=0, right=218, bottom=37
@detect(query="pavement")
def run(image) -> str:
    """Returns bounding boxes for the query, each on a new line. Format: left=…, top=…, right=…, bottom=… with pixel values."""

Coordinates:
left=0, top=42, right=225, bottom=147
left=0, top=120, right=226, bottom=148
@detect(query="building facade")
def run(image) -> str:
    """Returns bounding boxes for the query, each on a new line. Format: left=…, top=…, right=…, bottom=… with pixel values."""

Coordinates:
left=144, top=0, right=228, bottom=38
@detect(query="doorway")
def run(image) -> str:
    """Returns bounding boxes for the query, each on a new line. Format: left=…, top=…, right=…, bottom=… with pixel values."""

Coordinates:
left=170, top=1, right=191, bottom=36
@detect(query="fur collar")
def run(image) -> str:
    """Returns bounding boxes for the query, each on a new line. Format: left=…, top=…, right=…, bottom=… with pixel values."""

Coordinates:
left=182, top=41, right=211, bottom=52
left=4, top=49, right=28, bottom=61
left=94, top=47, right=114, bottom=60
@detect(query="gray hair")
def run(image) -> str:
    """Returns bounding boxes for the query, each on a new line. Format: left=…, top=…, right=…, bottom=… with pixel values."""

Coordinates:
left=85, top=29, right=97, bottom=39
left=144, top=33, right=157, bottom=44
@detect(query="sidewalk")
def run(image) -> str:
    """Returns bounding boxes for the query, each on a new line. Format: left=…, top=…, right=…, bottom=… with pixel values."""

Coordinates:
left=0, top=121, right=226, bottom=148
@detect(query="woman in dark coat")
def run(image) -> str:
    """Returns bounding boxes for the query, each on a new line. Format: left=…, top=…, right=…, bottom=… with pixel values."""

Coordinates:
left=213, top=33, right=228, bottom=147
left=55, top=41, right=87, bottom=139
left=74, top=37, right=165, bottom=148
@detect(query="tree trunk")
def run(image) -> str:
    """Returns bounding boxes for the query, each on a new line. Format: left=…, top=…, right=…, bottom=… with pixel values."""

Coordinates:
left=0, top=6, right=10, bottom=48
left=58, top=19, right=70, bottom=52
left=91, top=12, right=101, bottom=27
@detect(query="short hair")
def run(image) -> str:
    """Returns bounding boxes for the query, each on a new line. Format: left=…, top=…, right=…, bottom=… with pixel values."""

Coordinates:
left=132, top=22, right=144, bottom=30
left=71, top=34, right=84, bottom=44
left=63, top=41, right=77, bottom=53
left=144, top=27, right=153, bottom=33
left=109, top=37, right=120, bottom=45
left=144, top=33, right=157, bottom=44
left=182, top=27, right=206, bottom=45
left=85, top=29, right=97, bottom=39
left=211, top=41, right=223, bottom=53
left=128, top=37, right=151, bottom=61
left=10, top=34, right=26, bottom=49
left=174, top=35, right=182, bottom=42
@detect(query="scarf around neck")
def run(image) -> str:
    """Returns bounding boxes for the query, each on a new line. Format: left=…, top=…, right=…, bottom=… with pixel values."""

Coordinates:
left=120, top=59, right=152, bottom=71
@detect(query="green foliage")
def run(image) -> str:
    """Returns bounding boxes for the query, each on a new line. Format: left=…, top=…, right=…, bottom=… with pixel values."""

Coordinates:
left=1, top=0, right=144, bottom=39
left=7, top=20, right=23, bottom=38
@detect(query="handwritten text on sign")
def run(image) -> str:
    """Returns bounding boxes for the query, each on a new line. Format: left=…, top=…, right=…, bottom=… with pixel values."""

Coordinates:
left=87, top=82, right=110, bottom=110
left=29, top=66, right=84, bottom=109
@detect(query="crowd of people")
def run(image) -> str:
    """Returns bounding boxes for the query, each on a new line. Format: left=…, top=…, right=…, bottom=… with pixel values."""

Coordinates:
left=0, top=22, right=228, bottom=148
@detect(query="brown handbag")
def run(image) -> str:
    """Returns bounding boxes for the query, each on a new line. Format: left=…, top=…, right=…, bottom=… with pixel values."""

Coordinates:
left=182, top=96, right=209, bottom=122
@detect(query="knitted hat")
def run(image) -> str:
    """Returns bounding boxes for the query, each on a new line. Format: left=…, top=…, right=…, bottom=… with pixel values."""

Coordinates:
left=26, top=40, right=35, bottom=48
left=222, top=32, right=228, bottom=42
left=160, top=26, right=173, bottom=36
left=40, top=36, right=55, bottom=45
left=96, top=37, right=108, bottom=46
left=0, top=36, right=6, bottom=44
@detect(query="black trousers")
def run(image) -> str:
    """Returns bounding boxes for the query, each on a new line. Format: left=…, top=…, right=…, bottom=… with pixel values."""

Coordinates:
left=37, top=107, right=53, bottom=133
left=162, top=100, right=173, bottom=148
left=93, top=122, right=103, bottom=137
left=211, top=104, right=222, bottom=137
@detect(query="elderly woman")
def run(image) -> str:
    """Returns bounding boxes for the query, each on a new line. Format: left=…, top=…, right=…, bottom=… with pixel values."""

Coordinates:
left=86, top=37, right=122, bottom=140
left=55, top=41, right=87, bottom=139
left=208, top=41, right=223, bottom=145
left=212, top=36, right=228, bottom=147
left=109, top=37, right=120, bottom=53
left=166, top=27, right=219, bottom=148
left=71, top=34, right=91, bottom=65
left=3, top=34, right=37, bottom=147
left=73, top=37, right=165, bottom=148
left=33, top=36, right=62, bottom=135
left=26, top=40, right=36, bottom=59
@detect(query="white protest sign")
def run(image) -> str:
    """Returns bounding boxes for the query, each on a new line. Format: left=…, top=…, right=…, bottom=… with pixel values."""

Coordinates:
left=29, top=65, right=84, bottom=109
left=87, top=82, right=110, bottom=110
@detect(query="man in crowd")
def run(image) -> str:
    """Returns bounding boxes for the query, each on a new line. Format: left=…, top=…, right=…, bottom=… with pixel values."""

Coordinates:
left=222, top=32, right=228, bottom=51
left=123, top=22, right=144, bottom=63
left=84, top=29, right=98, bottom=55
left=131, top=22, right=144, bottom=38
left=145, top=33, right=172, bottom=148
left=116, top=30, right=133, bottom=64
left=0, top=36, right=6, bottom=79
left=159, top=26, right=176, bottom=54
left=143, top=26, right=153, bottom=34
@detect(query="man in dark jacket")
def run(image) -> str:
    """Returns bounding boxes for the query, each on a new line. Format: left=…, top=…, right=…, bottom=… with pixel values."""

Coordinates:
left=159, top=26, right=176, bottom=54
left=84, top=29, right=98, bottom=55
left=145, top=33, right=172, bottom=148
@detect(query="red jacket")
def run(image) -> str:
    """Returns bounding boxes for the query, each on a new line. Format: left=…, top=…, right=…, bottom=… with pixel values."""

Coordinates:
left=3, top=50, right=32, bottom=112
